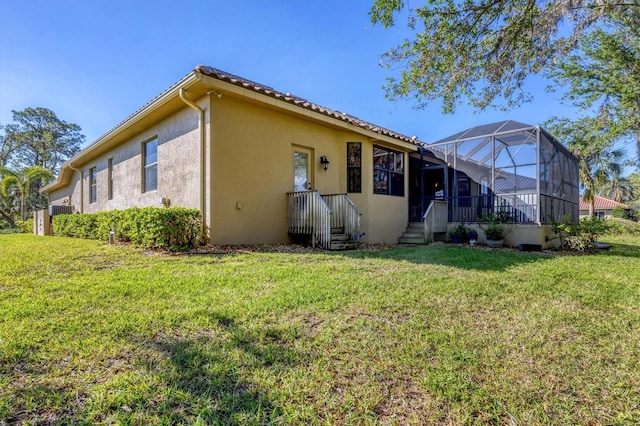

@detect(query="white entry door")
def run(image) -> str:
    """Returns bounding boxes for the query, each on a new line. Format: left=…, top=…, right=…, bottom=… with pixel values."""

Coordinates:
left=293, top=146, right=313, bottom=192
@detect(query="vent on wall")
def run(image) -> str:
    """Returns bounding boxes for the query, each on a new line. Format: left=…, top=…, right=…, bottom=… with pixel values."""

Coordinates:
left=49, top=205, right=75, bottom=216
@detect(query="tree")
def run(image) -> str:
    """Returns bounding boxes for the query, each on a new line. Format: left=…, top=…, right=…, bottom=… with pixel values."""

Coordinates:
left=0, top=193, right=17, bottom=228
left=595, top=169, right=636, bottom=202
left=369, top=0, right=637, bottom=113
left=0, top=166, right=53, bottom=221
left=3, top=107, right=84, bottom=173
left=546, top=116, right=626, bottom=217
left=0, top=125, right=16, bottom=167
left=549, top=13, right=640, bottom=165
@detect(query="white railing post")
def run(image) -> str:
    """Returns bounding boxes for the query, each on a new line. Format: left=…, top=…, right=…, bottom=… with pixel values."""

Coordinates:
left=289, top=192, right=361, bottom=249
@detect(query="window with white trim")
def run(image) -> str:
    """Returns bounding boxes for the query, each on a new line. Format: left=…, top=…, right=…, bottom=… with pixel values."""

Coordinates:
left=89, top=167, right=97, bottom=204
left=143, top=138, right=158, bottom=192
left=107, top=158, right=113, bottom=200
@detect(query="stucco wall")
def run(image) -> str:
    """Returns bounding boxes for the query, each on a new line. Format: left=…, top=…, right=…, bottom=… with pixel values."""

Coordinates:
left=208, top=95, right=412, bottom=245
left=461, top=223, right=558, bottom=249
left=49, top=102, right=204, bottom=213
left=49, top=173, right=80, bottom=210
left=348, top=141, right=408, bottom=244
left=50, top=91, right=414, bottom=245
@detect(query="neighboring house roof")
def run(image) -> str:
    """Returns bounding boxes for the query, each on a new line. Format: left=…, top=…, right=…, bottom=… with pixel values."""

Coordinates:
left=579, top=195, right=629, bottom=211
left=42, top=65, right=422, bottom=194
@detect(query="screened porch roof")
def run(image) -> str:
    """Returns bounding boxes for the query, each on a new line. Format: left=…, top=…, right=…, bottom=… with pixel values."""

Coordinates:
left=429, top=120, right=574, bottom=161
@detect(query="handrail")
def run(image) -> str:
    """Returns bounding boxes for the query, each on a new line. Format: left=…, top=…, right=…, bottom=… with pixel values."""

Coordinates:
left=321, top=194, right=362, bottom=240
left=287, top=192, right=362, bottom=249
left=423, top=200, right=448, bottom=243
left=423, top=201, right=435, bottom=244
left=287, top=191, right=332, bottom=249
left=312, top=193, right=332, bottom=249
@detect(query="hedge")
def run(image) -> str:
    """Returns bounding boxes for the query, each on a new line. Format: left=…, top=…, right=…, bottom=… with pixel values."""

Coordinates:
left=15, top=218, right=34, bottom=234
left=53, top=207, right=202, bottom=251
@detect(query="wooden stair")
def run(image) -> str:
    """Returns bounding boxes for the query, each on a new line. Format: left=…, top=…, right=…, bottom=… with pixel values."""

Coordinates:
left=330, top=227, right=360, bottom=250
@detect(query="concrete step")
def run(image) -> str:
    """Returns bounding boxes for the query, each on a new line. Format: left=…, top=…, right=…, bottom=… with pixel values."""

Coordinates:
left=400, top=231, right=424, bottom=239
left=331, top=227, right=345, bottom=234
left=398, top=222, right=428, bottom=245
left=398, top=236, right=427, bottom=244
left=330, top=240, right=360, bottom=250
left=331, top=233, right=351, bottom=242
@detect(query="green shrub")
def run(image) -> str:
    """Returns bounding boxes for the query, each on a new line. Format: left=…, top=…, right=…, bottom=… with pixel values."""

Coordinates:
left=611, top=205, right=627, bottom=219
left=479, top=212, right=514, bottom=241
left=551, top=215, right=609, bottom=252
left=447, top=223, right=470, bottom=242
left=0, top=228, right=22, bottom=234
left=53, top=213, right=97, bottom=239
left=15, top=219, right=34, bottom=234
left=53, top=207, right=202, bottom=251
left=605, top=217, right=640, bottom=236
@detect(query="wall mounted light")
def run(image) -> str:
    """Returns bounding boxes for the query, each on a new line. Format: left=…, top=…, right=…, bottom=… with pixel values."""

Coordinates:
left=320, top=156, right=330, bottom=171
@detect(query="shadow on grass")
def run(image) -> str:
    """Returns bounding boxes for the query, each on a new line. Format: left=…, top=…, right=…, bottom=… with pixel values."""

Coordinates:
left=601, top=242, right=640, bottom=259
left=330, top=244, right=552, bottom=272
left=144, top=313, right=302, bottom=424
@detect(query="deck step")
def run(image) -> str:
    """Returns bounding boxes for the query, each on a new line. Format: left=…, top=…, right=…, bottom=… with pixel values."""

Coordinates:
left=398, top=222, right=428, bottom=245
left=398, top=236, right=427, bottom=244
left=330, top=240, right=360, bottom=250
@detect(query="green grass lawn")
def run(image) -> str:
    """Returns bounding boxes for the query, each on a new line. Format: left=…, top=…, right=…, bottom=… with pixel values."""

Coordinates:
left=1, top=234, right=639, bottom=425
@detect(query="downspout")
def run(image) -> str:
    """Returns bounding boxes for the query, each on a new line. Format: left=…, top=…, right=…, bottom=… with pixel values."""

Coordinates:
left=536, top=126, right=541, bottom=224
left=178, top=87, right=207, bottom=241
left=419, top=145, right=424, bottom=219
left=69, top=164, right=83, bottom=213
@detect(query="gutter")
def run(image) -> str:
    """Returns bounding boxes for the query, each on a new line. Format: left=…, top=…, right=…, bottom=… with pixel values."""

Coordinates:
left=68, top=164, right=83, bottom=213
left=178, top=87, right=207, bottom=242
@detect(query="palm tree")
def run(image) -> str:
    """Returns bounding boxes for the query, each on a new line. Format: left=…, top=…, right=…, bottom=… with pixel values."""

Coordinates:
left=0, top=165, right=53, bottom=221
left=546, top=116, right=626, bottom=217
left=596, top=170, right=636, bottom=203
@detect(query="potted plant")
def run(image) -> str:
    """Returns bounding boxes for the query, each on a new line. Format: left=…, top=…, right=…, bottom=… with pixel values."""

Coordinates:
left=448, top=223, right=470, bottom=244
left=468, top=229, right=478, bottom=246
left=483, top=223, right=506, bottom=248
left=480, top=212, right=514, bottom=248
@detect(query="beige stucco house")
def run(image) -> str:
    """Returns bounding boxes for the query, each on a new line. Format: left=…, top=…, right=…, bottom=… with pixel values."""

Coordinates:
left=42, top=66, right=422, bottom=247
left=42, top=66, right=579, bottom=249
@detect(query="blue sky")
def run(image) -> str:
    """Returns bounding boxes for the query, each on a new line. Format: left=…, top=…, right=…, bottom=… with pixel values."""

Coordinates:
left=1, top=0, right=580, bottom=148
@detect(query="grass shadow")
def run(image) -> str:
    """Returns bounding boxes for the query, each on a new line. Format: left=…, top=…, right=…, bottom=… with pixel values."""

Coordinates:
left=601, top=242, right=640, bottom=259
left=330, top=243, right=553, bottom=272
left=142, top=313, right=303, bottom=424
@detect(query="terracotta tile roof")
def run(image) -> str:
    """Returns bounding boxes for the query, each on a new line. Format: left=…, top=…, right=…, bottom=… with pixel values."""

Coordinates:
left=195, top=65, right=420, bottom=146
left=579, top=195, right=629, bottom=211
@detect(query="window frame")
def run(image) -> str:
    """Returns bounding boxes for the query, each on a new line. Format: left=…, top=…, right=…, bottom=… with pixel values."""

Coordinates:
left=346, top=142, right=362, bottom=193
left=107, top=158, right=113, bottom=200
left=373, top=145, right=404, bottom=196
left=89, top=166, right=97, bottom=204
left=142, top=137, right=158, bottom=193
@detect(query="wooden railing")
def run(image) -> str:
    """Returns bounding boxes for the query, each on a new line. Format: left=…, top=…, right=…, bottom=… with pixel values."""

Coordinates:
left=321, top=194, right=362, bottom=240
left=287, top=192, right=361, bottom=249
left=423, top=200, right=448, bottom=243
left=287, top=191, right=332, bottom=249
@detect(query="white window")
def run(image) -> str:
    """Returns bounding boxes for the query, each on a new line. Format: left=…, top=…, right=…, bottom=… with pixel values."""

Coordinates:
left=107, top=158, right=113, bottom=200
left=89, top=167, right=97, bottom=204
left=143, top=138, right=158, bottom=192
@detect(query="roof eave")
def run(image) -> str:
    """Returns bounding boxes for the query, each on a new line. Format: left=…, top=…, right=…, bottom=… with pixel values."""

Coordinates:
left=42, top=72, right=202, bottom=194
